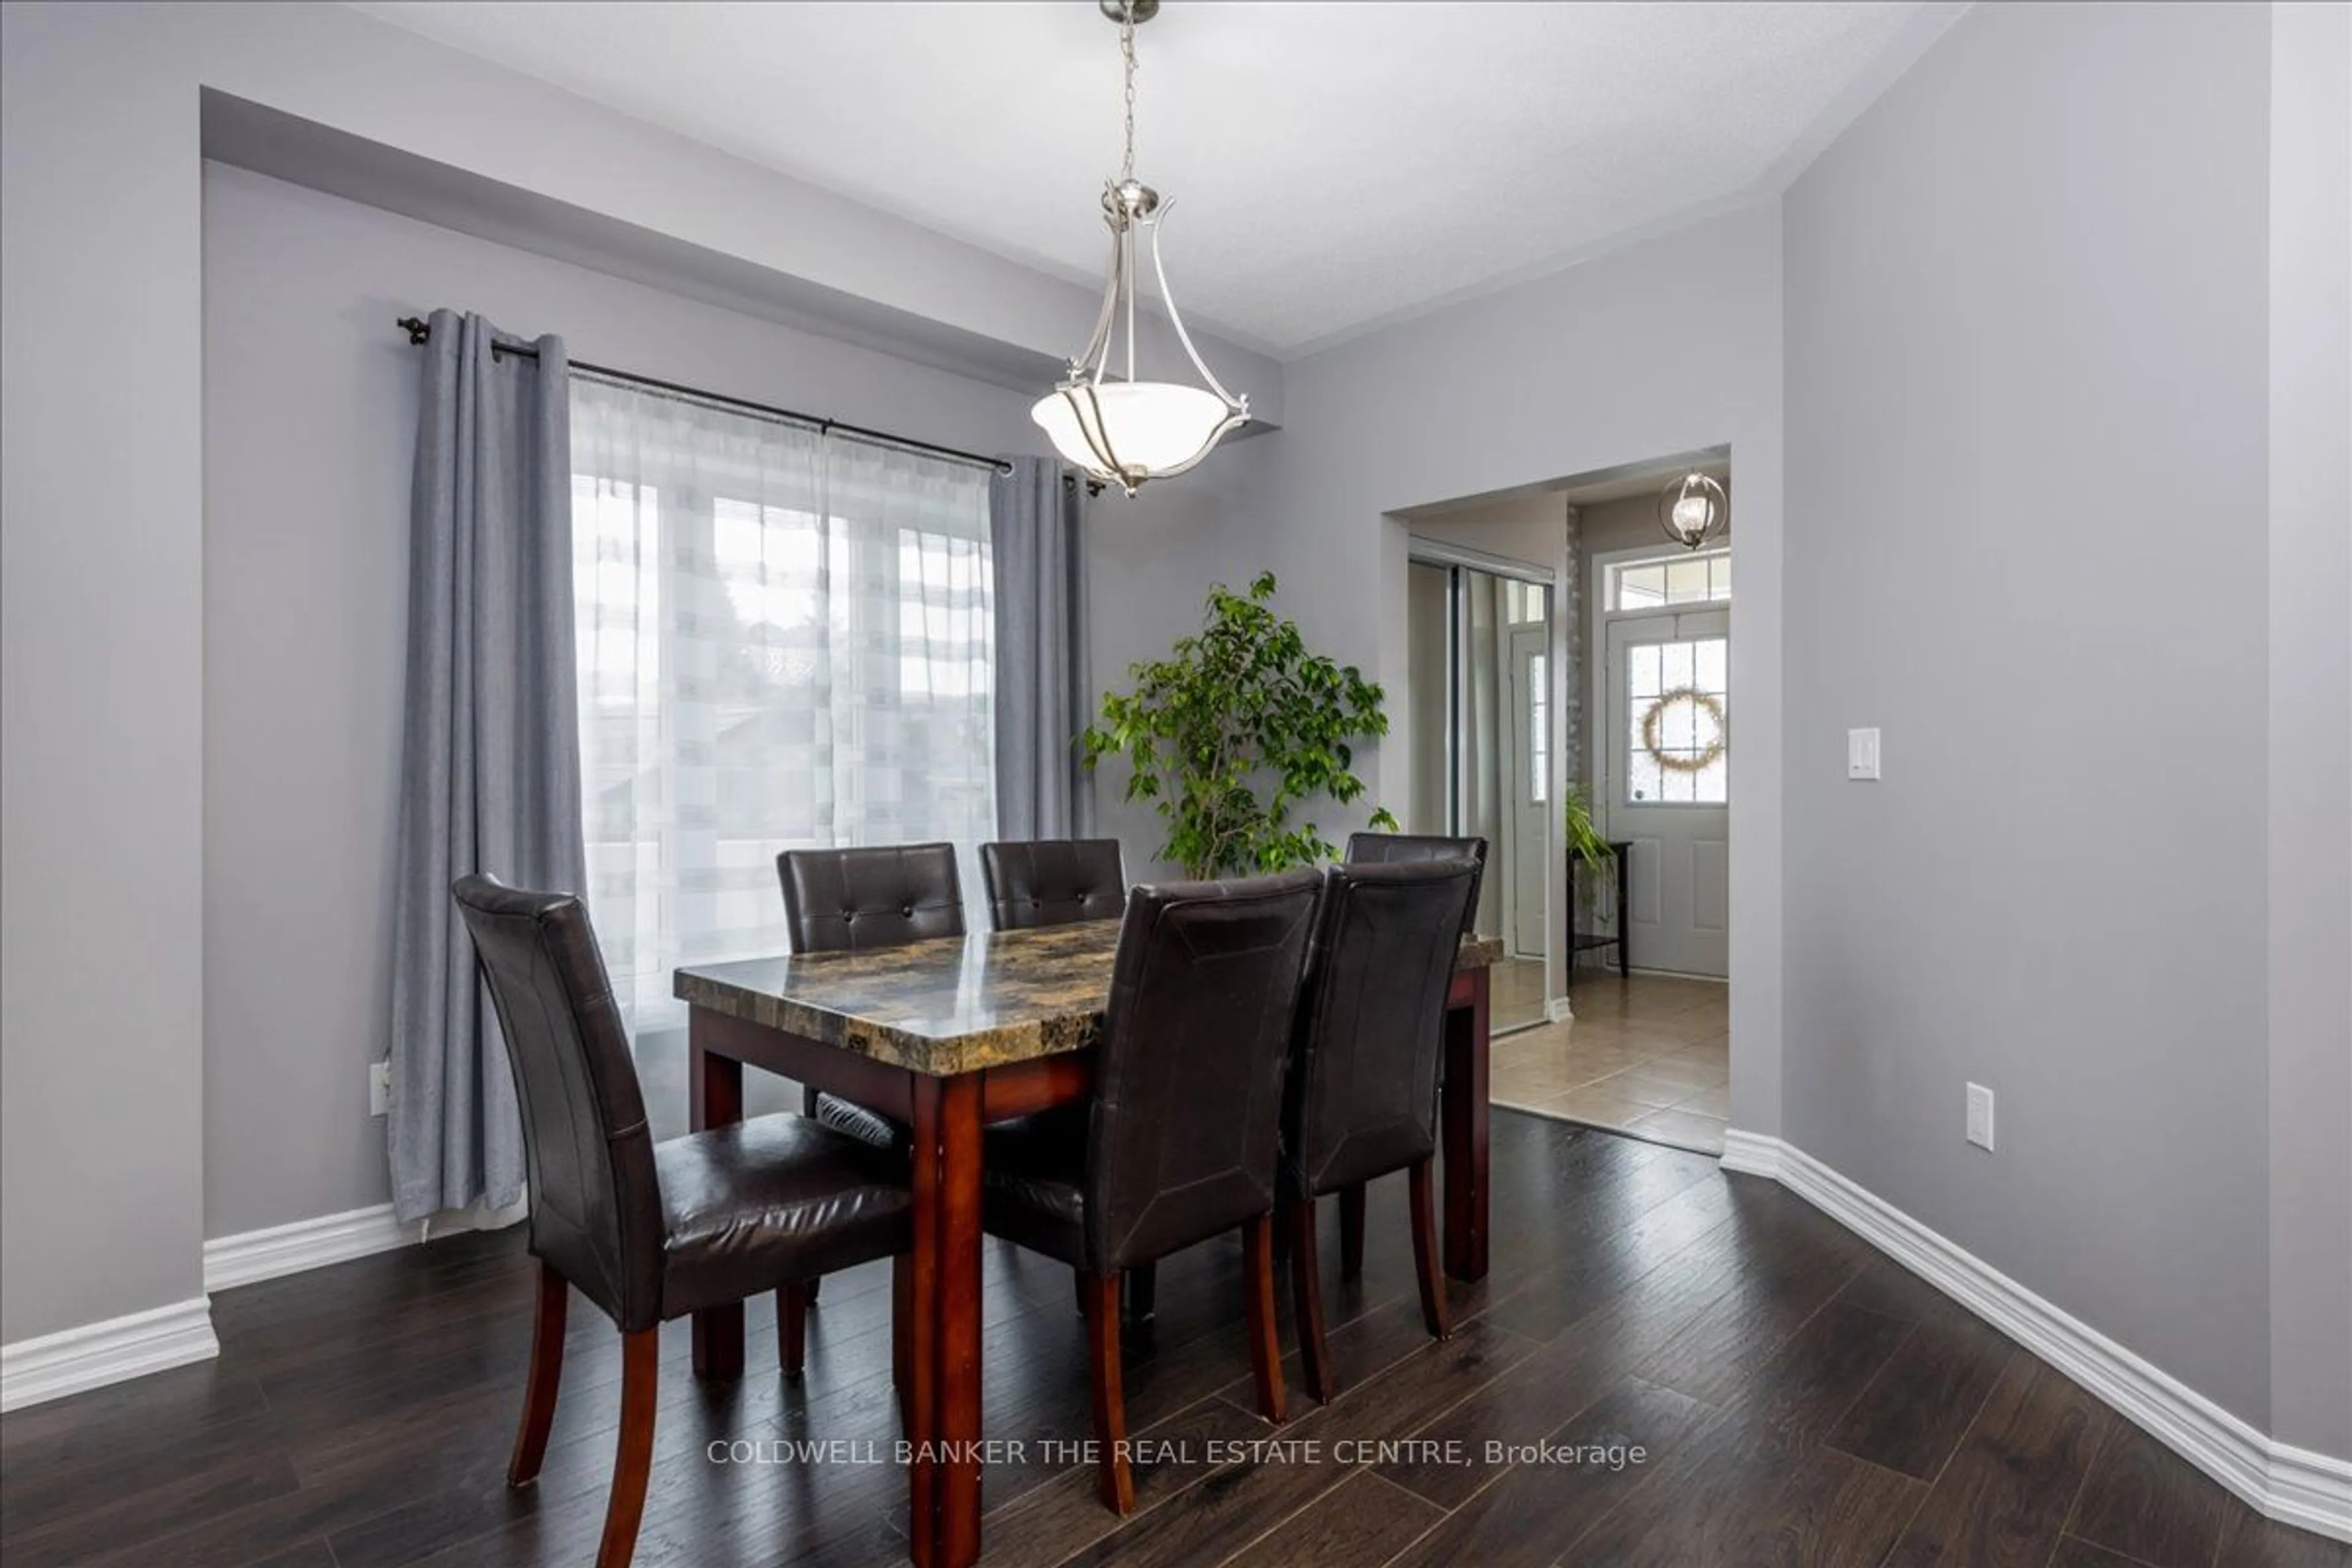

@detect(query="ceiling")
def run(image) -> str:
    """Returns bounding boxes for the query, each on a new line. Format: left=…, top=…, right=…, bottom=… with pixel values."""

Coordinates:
left=352, top=2, right=1931, bottom=356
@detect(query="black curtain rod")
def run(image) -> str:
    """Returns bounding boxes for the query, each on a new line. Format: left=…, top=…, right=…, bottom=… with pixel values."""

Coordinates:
left=396, top=316, right=1012, bottom=477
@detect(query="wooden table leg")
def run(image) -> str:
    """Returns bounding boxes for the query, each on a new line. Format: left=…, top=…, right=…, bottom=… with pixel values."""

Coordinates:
left=906, top=1072, right=984, bottom=1568
left=936, top=1074, right=984, bottom=1567
left=906, top=1075, right=941, bottom=1568
left=688, top=1015, right=745, bottom=1380
left=1440, top=966, right=1491, bottom=1283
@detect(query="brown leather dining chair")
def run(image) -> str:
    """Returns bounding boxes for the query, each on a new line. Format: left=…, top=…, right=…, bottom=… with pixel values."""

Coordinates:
left=452, top=875, right=911, bottom=1568
left=1342, top=831, right=1487, bottom=936
left=981, top=837, right=1163, bottom=1322
left=979, top=839, right=1126, bottom=931
left=1335, top=831, right=1487, bottom=1276
left=776, top=841, right=966, bottom=1152
left=979, top=870, right=1323, bottom=1513
left=775, top=843, right=963, bottom=1303
left=1281, top=858, right=1481, bottom=1403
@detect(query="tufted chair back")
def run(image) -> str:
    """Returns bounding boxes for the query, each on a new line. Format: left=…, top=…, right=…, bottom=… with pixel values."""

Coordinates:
left=981, top=839, right=1126, bottom=931
left=777, top=843, right=966, bottom=954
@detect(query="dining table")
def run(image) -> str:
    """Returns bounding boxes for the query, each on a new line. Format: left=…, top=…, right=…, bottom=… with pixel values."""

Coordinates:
left=674, top=916, right=1503, bottom=1568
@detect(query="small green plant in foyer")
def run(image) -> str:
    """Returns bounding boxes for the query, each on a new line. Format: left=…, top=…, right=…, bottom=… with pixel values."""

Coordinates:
left=1083, top=572, right=1396, bottom=880
left=1564, top=782, right=1616, bottom=914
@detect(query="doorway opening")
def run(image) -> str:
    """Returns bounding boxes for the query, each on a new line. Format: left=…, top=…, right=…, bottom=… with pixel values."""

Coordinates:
left=1401, top=453, right=1732, bottom=1154
left=1597, top=544, right=1732, bottom=979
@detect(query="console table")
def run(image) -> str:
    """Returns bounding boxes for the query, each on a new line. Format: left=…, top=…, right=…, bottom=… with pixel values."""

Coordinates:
left=1567, top=839, right=1632, bottom=983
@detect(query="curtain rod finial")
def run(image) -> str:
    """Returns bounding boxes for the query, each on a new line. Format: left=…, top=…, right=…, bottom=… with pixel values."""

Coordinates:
left=398, top=315, right=431, bottom=345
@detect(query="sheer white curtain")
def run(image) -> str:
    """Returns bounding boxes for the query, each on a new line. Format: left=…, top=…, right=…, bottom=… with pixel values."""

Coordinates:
left=571, top=376, right=995, bottom=1026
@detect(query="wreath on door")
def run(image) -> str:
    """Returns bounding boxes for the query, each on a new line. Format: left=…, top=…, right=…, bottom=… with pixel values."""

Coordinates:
left=1639, top=687, right=1727, bottom=773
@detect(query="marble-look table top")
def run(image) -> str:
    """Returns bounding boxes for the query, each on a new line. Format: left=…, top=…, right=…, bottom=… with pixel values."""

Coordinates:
left=676, top=919, right=1504, bottom=1077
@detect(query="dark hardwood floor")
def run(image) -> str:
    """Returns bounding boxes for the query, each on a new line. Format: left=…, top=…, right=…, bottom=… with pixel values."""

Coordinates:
left=2, top=1112, right=2341, bottom=1568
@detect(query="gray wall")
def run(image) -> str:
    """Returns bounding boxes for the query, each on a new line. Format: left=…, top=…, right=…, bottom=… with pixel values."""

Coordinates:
left=2264, top=0, right=2352, bottom=1461
left=1783, top=0, right=2274, bottom=1428
left=1575, top=495, right=1672, bottom=560
left=2, top=2, right=210, bottom=1342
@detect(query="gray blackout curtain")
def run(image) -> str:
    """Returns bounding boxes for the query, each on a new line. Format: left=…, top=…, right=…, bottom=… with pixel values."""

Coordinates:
left=990, top=456, right=1093, bottom=838
left=389, top=309, right=586, bottom=1223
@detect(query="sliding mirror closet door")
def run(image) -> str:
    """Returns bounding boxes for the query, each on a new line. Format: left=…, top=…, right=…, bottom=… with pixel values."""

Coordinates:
left=1404, top=549, right=1555, bottom=1034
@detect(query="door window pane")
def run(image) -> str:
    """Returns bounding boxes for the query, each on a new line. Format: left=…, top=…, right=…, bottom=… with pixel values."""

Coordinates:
left=1627, top=745, right=1664, bottom=806
left=1695, top=638, right=1727, bottom=692
left=1624, top=635, right=1727, bottom=805
left=1660, top=639, right=1694, bottom=690
left=1628, top=643, right=1661, bottom=699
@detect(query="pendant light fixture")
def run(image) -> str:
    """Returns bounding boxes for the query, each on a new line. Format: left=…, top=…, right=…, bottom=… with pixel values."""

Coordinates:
left=1658, top=472, right=1730, bottom=550
left=1033, top=0, right=1248, bottom=496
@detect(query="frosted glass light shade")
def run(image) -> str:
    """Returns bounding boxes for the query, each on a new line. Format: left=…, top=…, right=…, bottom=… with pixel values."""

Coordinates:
left=1032, top=380, right=1242, bottom=492
left=1658, top=473, right=1730, bottom=549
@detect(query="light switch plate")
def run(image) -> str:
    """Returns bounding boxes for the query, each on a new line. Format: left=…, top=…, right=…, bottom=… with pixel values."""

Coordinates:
left=1847, top=727, right=1882, bottom=780
left=1966, top=1082, right=1995, bottom=1151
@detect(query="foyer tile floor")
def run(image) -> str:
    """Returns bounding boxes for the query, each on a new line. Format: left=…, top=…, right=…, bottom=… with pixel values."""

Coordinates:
left=1488, top=956, right=1549, bottom=1033
left=1489, top=971, right=1730, bottom=1155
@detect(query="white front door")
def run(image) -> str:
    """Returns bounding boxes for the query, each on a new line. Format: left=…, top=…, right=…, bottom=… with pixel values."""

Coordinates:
left=1605, top=608, right=1730, bottom=977
left=1503, top=627, right=1549, bottom=957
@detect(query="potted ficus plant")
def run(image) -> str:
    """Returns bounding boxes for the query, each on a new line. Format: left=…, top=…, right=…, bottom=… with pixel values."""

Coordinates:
left=1082, top=572, right=1397, bottom=880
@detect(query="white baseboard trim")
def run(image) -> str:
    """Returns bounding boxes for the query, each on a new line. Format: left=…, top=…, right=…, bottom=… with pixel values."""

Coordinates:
left=1546, top=997, right=1576, bottom=1023
left=1718, top=1127, right=1784, bottom=1178
left=0, top=1297, right=219, bottom=1414
left=0, top=1197, right=527, bottom=1415
left=204, top=1195, right=527, bottom=1294
left=2272, top=1443, right=2352, bottom=1544
left=1716, top=1132, right=2351, bottom=1544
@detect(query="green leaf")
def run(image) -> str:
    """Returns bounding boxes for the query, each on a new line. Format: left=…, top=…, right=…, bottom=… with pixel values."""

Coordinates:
left=1084, top=572, right=1394, bottom=880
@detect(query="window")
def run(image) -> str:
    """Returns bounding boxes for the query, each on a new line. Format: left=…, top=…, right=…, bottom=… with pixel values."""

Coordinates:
left=1611, top=551, right=1730, bottom=610
left=1624, top=636, right=1727, bottom=805
left=571, top=377, right=995, bottom=1024
left=1527, top=653, right=1548, bottom=804
left=1506, top=578, right=1548, bottom=625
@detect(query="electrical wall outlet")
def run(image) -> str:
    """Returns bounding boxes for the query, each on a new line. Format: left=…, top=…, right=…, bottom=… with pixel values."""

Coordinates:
left=370, top=1060, right=392, bottom=1118
left=1966, top=1082, right=1995, bottom=1151
left=1847, top=727, right=1882, bottom=780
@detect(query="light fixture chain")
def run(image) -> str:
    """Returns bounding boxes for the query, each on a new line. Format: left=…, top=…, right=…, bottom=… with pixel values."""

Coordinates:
left=1036, top=0, right=1248, bottom=494
left=1119, top=0, right=1138, bottom=182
